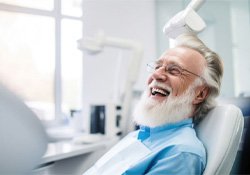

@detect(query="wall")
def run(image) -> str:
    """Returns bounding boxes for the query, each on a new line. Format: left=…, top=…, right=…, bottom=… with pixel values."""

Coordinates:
left=230, top=0, right=250, bottom=96
left=199, top=1, right=235, bottom=97
left=81, top=0, right=157, bottom=132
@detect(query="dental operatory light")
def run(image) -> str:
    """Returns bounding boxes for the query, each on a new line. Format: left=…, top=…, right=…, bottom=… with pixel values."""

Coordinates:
left=163, top=0, right=206, bottom=40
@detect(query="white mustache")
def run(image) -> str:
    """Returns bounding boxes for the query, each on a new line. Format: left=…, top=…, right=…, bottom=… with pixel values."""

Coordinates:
left=149, top=80, right=172, bottom=93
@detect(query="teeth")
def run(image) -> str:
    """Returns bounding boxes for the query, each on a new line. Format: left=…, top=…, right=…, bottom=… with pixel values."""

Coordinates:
left=152, top=88, right=168, bottom=96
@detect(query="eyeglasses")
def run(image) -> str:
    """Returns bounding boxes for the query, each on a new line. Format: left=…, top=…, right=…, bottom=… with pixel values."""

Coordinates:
left=146, top=61, right=205, bottom=81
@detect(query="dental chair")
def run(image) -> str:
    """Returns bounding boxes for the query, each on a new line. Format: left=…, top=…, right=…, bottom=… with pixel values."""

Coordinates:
left=195, top=104, right=244, bottom=175
left=0, top=84, right=48, bottom=175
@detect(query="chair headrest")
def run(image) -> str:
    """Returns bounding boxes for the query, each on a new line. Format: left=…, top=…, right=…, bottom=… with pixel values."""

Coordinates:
left=195, top=104, right=244, bottom=175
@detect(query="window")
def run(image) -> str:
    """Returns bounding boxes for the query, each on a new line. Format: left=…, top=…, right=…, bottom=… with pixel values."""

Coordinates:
left=0, top=1, right=83, bottom=121
left=0, top=0, right=53, bottom=10
left=61, top=19, right=82, bottom=116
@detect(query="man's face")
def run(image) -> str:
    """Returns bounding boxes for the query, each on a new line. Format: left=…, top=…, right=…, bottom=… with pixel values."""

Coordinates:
left=133, top=47, right=206, bottom=127
left=147, top=47, right=206, bottom=104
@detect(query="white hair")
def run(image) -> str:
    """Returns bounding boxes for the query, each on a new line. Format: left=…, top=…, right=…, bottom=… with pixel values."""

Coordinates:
left=176, top=34, right=224, bottom=123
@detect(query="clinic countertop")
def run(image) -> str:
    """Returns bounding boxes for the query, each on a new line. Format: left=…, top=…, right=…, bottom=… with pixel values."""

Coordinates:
left=40, top=140, right=111, bottom=164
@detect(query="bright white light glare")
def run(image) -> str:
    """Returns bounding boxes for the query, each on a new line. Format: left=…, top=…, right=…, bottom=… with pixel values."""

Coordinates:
left=62, top=0, right=82, bottom=17
left=0, top=0, right=53, bottom=10
left=0, top=11, right=55, bottom=116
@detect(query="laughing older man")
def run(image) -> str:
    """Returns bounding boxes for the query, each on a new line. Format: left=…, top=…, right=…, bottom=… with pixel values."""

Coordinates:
left=83, top=34, right=223, bottom=175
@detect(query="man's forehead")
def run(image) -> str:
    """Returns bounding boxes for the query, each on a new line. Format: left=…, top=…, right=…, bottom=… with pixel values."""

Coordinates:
left=155, top=58, right=179, bottom=66
left=158, top=47, right=205, bottom=64
left=157, top=47, right=186, bottom=63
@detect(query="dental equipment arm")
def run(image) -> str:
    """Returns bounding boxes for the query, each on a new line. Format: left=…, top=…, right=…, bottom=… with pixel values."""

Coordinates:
left=78, top=32, right=143, bottom=136
left=163, top=0, right=206, bottom=40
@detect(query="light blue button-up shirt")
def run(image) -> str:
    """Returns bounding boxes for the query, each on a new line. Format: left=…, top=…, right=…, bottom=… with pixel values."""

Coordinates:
left=122, top=118, right=206, bottom=175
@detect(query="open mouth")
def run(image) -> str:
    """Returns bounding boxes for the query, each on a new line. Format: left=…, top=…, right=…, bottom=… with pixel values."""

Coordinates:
left=151, top=87, right=170, bottom=97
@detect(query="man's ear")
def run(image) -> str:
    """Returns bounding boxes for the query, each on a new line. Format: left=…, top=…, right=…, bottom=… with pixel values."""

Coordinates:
left=193, top=86, right=209, bottom=105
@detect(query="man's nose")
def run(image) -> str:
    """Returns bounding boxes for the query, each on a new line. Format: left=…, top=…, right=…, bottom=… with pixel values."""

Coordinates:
left=151, top=67, right=167, bottom=81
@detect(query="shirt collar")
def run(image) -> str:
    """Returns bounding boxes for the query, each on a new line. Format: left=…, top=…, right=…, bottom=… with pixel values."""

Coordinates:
left=137, top=118, right=193, bottom=141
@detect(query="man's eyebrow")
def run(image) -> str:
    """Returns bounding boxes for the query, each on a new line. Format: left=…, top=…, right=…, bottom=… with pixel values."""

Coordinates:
left=155, top=59, right=163, bottom=64
left=156, top=59, right=182, bottom=67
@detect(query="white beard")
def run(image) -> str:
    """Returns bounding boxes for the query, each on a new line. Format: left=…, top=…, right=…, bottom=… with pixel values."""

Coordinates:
left=133, top=80, right=197, bottom=127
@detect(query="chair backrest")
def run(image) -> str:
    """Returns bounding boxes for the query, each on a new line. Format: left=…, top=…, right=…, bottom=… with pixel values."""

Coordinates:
left=0, top=84, right=48, bottom=175
left=195, top=104, right=244, bottom=175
